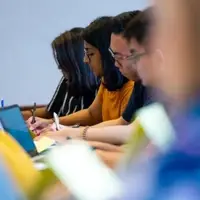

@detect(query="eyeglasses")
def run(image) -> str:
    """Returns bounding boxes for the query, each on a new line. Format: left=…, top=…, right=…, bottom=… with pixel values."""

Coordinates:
left=108, top=48, right=132, bottom=60
left=127, top=52, right=147, bottom=64
left=108, top=47, right=146, bottom=64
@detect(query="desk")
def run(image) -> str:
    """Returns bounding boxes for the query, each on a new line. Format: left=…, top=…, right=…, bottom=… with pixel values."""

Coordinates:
left=20, top=104, right=46, bottom=111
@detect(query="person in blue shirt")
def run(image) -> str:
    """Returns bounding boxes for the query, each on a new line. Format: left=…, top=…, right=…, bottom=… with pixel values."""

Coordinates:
left=116, top=0, right=200, bottom=199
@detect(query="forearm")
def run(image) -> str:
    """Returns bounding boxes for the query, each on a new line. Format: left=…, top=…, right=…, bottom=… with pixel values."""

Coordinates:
left=59, top=109, right=101, bottom=126
left=35, top=107, right=51, bottom=118
left=92, top=117, right=128, bottom=128
left=96, top=150, right=124, bottom=169
left=22, top=107, right=50, bottom=120
left=86, top=124, right=133, bottom=145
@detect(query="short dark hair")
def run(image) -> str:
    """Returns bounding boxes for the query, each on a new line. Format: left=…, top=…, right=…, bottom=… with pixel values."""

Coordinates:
left=52, top=28, right=99, bottom=96
left=123, top=7, right=154, bottom=45
left=111, top=10, right=141, bottom=35
left=82, top=16, right=128, bottom=91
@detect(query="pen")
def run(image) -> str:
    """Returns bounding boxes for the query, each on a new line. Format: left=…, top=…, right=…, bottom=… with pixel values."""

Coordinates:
left=31, top=102, right=36, bottom=124
left=1, top=99, right=4, bottom=108
left=53, top=112, right=60, bottom=131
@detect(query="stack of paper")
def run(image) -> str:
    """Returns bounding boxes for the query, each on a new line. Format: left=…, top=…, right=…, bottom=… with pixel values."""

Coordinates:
left=34, top=137, right=56, bottom=153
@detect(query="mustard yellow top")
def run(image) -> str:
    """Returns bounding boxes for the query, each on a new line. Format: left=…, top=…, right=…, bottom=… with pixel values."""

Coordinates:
left=98, top=81, right=134, bottom=121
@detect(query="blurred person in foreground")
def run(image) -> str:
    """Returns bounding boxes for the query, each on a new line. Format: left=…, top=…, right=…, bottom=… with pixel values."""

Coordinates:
left=116, top=1, right=200, bottom=199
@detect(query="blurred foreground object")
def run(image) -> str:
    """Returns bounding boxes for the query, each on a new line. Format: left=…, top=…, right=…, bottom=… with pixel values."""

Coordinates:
left=0, top=130, right=42, bottom=197
left=117, top=0, right=200, bottom=199
left=123, top=103, right=175, bottom=165
left=153, top=0, right=200, bottom=106
left=0, top=158, right=24, bottom=199
left=0, top=130, right=59, bottom=200
left=46, top=140, right=122, bottom=200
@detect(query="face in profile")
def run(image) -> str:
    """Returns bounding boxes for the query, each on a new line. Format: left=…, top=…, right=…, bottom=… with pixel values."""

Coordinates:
left=83, top=41, right=103, bottom=77
left=128, top=38, right=156, bottom=87
left=110, top=33, right=138, bottom=81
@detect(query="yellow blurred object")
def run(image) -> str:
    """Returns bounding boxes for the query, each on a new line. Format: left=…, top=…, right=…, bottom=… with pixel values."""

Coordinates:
left=124, top=119, right=149, bottom=164
left=0, top=130, right=42, bottom=196
left=29, top=129, right=36, bottom=139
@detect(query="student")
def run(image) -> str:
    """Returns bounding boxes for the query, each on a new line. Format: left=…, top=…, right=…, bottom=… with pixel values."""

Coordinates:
left=40, top=10, right=155, bottom=146
left=41, top=8, right=168, bottom=171
left=118, top=1, right=200, bottom=199
left=30, top=16, right=134, bottom=130
left=24, top=28, right=98, bottom=120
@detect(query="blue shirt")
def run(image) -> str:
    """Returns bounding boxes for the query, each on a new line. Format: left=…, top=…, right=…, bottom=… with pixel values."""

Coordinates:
left=122, top=81, right=152, bottom=123
left=116, top=100, right=200, bottom=200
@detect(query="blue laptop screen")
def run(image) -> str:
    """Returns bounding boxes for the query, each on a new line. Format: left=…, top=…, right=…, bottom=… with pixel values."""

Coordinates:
left=0, top=106, right=36, bottom=153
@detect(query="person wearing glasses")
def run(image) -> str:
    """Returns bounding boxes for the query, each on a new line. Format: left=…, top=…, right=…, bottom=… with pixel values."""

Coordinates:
left=34, top=9, right=159, bottom=169
left=30, top=16, right=134, bottom=132
left=39, top=11, right=148, bottom=136
left=25, top=28, right=99, bottom=126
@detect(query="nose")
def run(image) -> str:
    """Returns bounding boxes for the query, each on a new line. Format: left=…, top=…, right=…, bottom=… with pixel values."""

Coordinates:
left=84, top=54, right=89, bottom=64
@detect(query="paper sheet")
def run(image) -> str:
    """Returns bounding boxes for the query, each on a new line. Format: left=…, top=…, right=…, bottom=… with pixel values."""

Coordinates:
left=34, top=137, right=56, bottom=153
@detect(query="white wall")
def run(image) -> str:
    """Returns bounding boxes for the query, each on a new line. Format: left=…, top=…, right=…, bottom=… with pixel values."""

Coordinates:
left=0, top=0, right=148, bottom=105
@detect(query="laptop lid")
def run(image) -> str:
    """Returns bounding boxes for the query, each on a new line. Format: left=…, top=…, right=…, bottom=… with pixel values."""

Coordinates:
left=0, top=120, right=4, bottom=131
left=0, top=105, right=38, bottom=157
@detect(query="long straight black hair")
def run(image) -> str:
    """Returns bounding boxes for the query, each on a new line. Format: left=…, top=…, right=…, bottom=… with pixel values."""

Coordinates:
left=82, top=17, right=128, bottom=91
left=52, top=28, right=99, bottom=96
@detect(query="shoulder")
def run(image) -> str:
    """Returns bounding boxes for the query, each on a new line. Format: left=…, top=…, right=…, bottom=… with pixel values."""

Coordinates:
left=119, top=81, right=134, bottom=97
left=123, top=81, right=134, bottom=90
left=97, top=81, right=105, bottom=94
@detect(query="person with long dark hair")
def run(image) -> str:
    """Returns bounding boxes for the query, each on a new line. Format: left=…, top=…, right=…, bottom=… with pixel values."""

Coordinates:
left=24, top=28, right=98, bottom=121
left=30, top=16, right=134, bottom=130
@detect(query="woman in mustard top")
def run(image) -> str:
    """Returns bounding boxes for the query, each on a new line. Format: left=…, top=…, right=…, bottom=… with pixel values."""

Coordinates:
left=30, top=16, right=133, bottom=130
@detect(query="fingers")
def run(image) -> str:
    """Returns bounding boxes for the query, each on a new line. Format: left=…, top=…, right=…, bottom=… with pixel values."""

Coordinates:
left=27, top=117, right=49, bottom=130
left=38, top=125, right=56, bottom=135
left=26, top=117, right=34, bottom=127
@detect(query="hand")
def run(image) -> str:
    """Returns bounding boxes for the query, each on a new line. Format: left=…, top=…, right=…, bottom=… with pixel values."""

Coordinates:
left=34, top=124, right=57, bottom=136
left=34, top=123, right=69, bottom=136
left=27, top=117, right=52, bottom=131
left=41, top=127, right=81, bottom=143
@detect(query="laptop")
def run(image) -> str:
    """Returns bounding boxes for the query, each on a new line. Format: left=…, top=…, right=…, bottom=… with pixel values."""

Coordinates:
left=0, top=105, right=39, bottom=157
